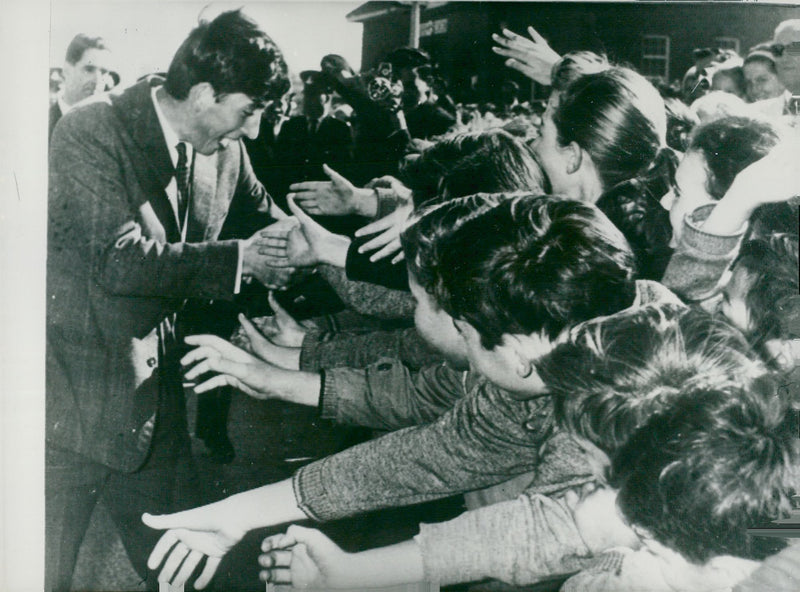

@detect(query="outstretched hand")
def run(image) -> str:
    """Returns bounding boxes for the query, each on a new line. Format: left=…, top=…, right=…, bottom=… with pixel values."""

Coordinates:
left=288, top=164, right=367, bottom=216
left=259, top=525, right=355, bottom=588
left=491, top=27, right=561, bottom=85
left=235, top=303, right=303, bottom=370
left=242, top=219, right=297, bottom=289
left=181, top=334, right=280, bottom=399
left=143, top=503, right=250, bottom=589
left=354, top=202, right=414, bottom=264
left=257, top=198, right=351, bottom=268
left=262, top=291, right=313, bottom=348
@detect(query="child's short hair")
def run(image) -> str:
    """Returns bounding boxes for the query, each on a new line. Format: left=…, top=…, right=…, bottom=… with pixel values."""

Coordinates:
left=401, top=193, right=507, bottom=297
left=399, top=129, right=547, bottom=204
left=539, top=305, right=766, bottom=453
left=611, top=384, right=799, bottom=563
left=411, top=194, right=637, bottom=349
left=732, top=233, right=800, bottom=347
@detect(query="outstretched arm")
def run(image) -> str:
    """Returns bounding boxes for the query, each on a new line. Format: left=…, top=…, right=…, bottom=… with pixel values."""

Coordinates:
left=491, top=27, right=561, bottom=85
left=288, top=164, right=378, bottom=217
left=259, top=525, right=425, bottom=588
left=181, top=333, right=320, bottom=405
left=142, top=479, right=305, bottom=589
left=701, top=140, right=800, bottom=235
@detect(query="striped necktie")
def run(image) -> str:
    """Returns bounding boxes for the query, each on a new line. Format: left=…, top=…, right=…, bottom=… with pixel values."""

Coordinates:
left=785, top=96, right=800, bottom=116
left=175, top=142, right=190, bottom=227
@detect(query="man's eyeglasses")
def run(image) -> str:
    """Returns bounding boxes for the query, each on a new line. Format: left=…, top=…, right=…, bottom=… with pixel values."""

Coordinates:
left=771, top=41, right=800, bottom=57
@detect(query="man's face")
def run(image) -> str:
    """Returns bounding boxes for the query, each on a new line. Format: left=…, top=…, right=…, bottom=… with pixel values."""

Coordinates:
left=302, top=88, right=327, bottom=121
left=409, top=275, right=468, bottom=369
left=192, top=92, right=264, bottom=155
left=62, top=47, right=113, bottom=105
left=774, top=21, right=800, bottom=93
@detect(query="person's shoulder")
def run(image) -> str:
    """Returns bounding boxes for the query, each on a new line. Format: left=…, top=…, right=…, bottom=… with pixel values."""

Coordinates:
left=752, top=94, right=786, bottom=117
left=58, top=93, right=115, bottom=130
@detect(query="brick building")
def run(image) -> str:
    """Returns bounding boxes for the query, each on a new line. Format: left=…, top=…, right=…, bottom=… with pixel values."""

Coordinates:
left=347, top=1, right=800, bottom=103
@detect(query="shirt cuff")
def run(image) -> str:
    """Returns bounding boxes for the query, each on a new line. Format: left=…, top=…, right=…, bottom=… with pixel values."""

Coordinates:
left=233, top=240, right=244, bottom=294
left=681, top=203, right=747, bottom=258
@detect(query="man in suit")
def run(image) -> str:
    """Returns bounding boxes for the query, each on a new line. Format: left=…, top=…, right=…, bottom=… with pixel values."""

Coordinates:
left=49, top=34, right=115, bottom=140
left=46, top=10, right=291, bottom=591
left=271, top=70, right=354, bottom=211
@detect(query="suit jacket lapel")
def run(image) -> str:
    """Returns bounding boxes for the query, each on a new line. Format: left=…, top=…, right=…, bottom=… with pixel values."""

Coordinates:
left=112, top=78, right=181, bottom=241
left=188, top=150, right=221, bottom=242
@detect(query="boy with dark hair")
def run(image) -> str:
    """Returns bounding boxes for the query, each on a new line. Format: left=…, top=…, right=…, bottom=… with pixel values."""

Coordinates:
left=563, top=385, right=797, bottom=591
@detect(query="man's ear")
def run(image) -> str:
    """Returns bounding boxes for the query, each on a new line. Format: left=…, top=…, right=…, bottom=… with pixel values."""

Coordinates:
left=452, top=318, right=469, bottom=335
left=189, top=82, right=217, bottom=111
left=564, top=140, right=583, bottom=175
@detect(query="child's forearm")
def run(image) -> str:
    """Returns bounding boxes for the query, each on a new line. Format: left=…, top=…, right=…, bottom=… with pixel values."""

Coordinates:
left=343, top=539, right=426, bottom=588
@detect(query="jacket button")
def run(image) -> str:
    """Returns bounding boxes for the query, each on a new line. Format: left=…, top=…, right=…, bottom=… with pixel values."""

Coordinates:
left=147, top=357, right=157, bottom=368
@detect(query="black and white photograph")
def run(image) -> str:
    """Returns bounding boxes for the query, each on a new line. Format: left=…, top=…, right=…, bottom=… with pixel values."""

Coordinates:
left=3, top=1, right=800, bottom=590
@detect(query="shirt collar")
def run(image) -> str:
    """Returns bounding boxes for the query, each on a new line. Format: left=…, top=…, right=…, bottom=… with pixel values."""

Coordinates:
left=151, top=85, right=193, bottom=169
left=57, top=91, right=74, bottom=116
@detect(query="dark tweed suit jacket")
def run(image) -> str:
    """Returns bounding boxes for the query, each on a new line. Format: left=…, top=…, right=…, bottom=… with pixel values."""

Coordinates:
left=46, top=78, right=274, bottom=471
left=48, top=101, right=63, bottom=141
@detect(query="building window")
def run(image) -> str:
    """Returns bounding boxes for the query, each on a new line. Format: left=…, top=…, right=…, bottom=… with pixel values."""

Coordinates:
left=714, top=37, right=740, bottom=55
left=641, top=35, right=670, bottom=82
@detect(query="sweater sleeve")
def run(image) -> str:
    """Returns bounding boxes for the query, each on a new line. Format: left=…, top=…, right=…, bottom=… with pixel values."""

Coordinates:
left=318, top=264, right=415, bottom=320
left=321, top=360, right=468, bottom=430
left=299, top=326, right=441, bottom=372
left=416, top=494, right=594, bottom=586
left=661, top=203, right=747, bottom=302
left=293, top=383, right=554, bottom=521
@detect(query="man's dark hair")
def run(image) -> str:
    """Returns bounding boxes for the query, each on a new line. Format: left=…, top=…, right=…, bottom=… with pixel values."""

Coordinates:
left=65, top=34, right=108, bottom=65
left=409, top=194, right=637, bottom=349
left=164, top=9, right=290, bottom=104
left=611, top=385, right=798, bottom=563
left=550, top=50, right=609, bottom=93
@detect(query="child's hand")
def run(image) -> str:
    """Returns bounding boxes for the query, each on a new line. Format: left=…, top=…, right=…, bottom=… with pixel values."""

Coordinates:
left=259, top=525, right=354, bottom=588
left=491, top=27, right=561, bottom=85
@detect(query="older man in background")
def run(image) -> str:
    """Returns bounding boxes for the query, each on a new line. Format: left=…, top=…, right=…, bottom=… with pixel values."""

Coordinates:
left=49, top=34, right=115, bottom=140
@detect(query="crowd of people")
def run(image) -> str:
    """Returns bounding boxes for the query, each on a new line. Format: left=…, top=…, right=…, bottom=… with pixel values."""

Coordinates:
left=46, top=8, right=800, bottom=592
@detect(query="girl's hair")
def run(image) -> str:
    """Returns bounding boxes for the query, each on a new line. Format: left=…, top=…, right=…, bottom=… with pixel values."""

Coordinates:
left=399, top=129, right=546, bottom=204
left=550, top=51, right=609, bottom=93
left=744, top=43, right=778, bottom=72
left=553, top=67, right=667, bottom=191
left=687, top=115, right=781, bottom=200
